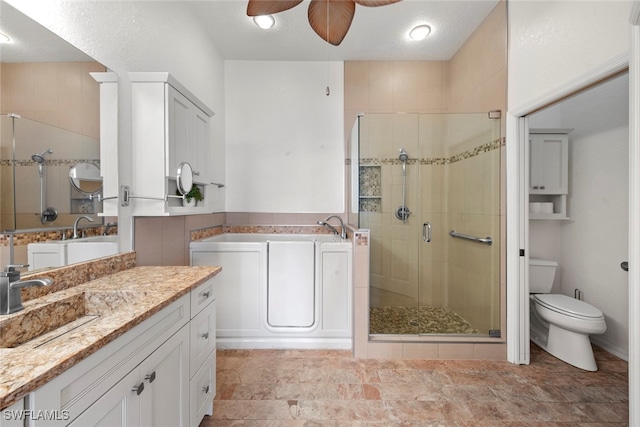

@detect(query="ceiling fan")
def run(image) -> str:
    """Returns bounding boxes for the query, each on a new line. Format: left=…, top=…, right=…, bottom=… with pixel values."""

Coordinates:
left=247, top=0, right=402, bottom=46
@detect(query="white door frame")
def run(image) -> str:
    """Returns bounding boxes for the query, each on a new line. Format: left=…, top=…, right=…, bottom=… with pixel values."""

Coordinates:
left=628, top=1, right=640, bottom=423
left=505, top=21, right=637, bottom=425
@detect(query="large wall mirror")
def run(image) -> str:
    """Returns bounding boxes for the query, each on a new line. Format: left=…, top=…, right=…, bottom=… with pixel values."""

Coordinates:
left=1, top=1, right=108, bottom=231
left=0, top=1, right=117, bottom=266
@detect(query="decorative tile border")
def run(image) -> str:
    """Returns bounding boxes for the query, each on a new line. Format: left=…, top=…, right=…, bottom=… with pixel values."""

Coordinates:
left=0, top=226, right=111, bottom=247
left=0, top=159, right=100, bottom=167
left=354, top=137, right=505, bottom=166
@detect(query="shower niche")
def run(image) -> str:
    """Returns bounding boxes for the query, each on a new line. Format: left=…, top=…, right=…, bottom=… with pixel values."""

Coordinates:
left=358, top=166, right=381, bottom=213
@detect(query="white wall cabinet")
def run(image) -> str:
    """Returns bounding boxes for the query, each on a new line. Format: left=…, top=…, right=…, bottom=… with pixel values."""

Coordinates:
left=529, top=133, right=569, bottom=219
left=130, top=72, right=215, bottom=216
left=90, top=72, right=118, bottom=217
left=26, top=277, right=217, bottom=427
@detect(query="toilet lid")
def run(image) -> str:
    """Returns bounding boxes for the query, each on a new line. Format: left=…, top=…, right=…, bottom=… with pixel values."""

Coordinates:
left=534, top=294, right=603, bottom=319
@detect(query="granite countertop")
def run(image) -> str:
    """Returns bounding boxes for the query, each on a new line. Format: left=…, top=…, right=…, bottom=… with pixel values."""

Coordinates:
left=0, top=265, right=221, bottom=410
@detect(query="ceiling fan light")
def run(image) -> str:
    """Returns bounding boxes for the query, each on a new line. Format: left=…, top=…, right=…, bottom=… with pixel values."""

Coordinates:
left=409, top=25, right=431, bottom=41
left=253, top=15, right=275, bottom=29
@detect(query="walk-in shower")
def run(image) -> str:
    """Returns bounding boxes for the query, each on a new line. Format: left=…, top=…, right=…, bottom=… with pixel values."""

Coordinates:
left=32, top=148, right=57, bottom=224
left=353, top=112, right=502, bottom=337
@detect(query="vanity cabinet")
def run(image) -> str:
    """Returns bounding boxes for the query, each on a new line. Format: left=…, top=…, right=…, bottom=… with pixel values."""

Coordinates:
left=529, top=133, right=569, bottom=219
left=130, top=72, right=215, bottom=216
left=67, top=326, right=189, bottom=427
left=26, top=277, right=217, bottom=427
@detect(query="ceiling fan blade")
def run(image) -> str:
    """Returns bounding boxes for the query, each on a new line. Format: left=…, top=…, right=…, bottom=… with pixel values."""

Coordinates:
left=354, top=0, right=402, bottom=6
left=308, top=0, right=356, bottom=46
left=246, top=0, right=303, bottom=16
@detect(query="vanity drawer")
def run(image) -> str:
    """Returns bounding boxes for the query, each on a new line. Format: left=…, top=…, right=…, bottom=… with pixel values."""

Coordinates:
left=190, top=277, right=215, bottom=319
left=189, top=351, right=215, bottom=427
left=189, top=299, right=216, bottom=378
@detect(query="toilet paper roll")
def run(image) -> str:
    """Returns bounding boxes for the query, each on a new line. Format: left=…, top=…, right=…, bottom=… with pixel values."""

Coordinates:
left=529, top=202, right=541, bottom=213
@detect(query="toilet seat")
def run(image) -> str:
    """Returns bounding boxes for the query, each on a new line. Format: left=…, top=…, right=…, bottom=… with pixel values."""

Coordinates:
left=533, top=294, right=603, bottom=320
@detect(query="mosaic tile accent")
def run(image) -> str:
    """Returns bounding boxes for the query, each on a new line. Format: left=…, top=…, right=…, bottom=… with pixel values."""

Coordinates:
left=369, top=306, right=479, bottom=335
left=359, top=198, right=381, bottom=213
left=0, top=226, right=111, bottom=247
left=359, top=166, right=381, bottom=197
left=222, top=225, right=338, bottom=236
left=0, top=159, right=100, bottom=167
left=357, top=137, right=504, bottom=167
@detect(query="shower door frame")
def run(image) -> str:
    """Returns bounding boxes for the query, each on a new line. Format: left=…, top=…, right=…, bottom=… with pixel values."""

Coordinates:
left=360, top=112, right=503, bottom=339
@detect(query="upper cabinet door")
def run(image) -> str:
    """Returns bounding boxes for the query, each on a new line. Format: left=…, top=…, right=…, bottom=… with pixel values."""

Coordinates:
left=529, top=134, right=569, bottom=194
left=167, top=86, right=191, bottom=180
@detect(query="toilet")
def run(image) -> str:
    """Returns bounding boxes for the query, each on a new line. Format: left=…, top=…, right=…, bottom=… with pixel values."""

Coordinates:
left=529, top=258, right=607, bottom=371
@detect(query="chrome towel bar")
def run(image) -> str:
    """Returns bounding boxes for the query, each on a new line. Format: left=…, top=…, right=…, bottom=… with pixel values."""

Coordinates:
left=449, top=230, right=493, bottom=246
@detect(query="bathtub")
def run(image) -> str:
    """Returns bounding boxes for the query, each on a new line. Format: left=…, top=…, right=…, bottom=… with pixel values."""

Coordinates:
left=190, top=233, right=353, bottom=349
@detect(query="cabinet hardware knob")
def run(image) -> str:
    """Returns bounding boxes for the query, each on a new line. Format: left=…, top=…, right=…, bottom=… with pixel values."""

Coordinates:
left=201, top=332, right=209, bottom=339
left=132, top=382, right=145, bottom=395
left=533, top=186, right=539, bottom=189
left=145, top=371, right=156, bottom=383
left=201, top=291, right=210, bottom=299
left=194, top=171, right=200, bottom=176
left=202, top=385, right=210, bottom=394
left=540, top=185, right=545, bottom=189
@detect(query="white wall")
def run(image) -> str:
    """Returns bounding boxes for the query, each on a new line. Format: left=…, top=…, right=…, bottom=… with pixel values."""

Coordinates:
left=8, top=1, right=227, bottom=248
left=225, top=60, right=344, bottom=213
left=508, top=0, right=632, bottom=110
left=528, top=74, right=629, bottom=358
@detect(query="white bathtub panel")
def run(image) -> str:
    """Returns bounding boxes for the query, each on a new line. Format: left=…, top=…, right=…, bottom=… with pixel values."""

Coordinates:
left=192, top=251, right=262, bottom=331
left=322, top=251, right=350, bottom=332
left=267, top=241, right=315, bottom=327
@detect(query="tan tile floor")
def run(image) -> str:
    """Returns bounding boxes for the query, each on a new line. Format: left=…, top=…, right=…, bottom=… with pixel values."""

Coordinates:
left=201, top=344, right=628, bottom=426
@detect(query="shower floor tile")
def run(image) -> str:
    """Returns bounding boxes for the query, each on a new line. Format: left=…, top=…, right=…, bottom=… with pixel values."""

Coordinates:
left=369, top=306, right=479, bottom=335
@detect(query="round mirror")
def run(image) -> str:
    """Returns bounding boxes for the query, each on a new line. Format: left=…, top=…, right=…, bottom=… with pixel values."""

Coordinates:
left=69, top=162, right=102, bottom=194
left=176, top=162, right=194, bottom=195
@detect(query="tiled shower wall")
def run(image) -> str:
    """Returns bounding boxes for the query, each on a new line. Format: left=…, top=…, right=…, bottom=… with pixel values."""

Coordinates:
left=347, top=0, right=507, bottom=358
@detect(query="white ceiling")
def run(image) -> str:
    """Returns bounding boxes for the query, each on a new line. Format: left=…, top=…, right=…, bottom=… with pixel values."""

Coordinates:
left=0, top=1, right=94, bottom=62
left=179, top=0, right=499, bottom=61
left=1, top=0, right=499, bottom=63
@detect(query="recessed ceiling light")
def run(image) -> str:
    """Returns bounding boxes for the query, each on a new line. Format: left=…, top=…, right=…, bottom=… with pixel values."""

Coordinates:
left=409, top=25, right=431, bottom=41
left=253, top=15, right=275, bottom=30
left=0, top=33, right=11, bottom=44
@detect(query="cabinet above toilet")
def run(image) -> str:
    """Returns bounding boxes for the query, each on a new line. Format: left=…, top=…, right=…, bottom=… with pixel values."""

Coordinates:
left=529, top=129, right=572, bottom=220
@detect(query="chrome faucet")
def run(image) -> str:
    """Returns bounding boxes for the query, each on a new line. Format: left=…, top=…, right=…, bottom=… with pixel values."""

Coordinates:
left=0, top=265, right=52, bottom=315
left=72, top=215, right=95, bottom=239
left=317, top=215, right=347, bottom=239
left=103, top=221, right=117, bottom=236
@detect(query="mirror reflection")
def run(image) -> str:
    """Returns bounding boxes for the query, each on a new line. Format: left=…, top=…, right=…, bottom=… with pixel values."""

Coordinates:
left=69, top=162, right=102, bottom=195
left=0, top=2, right=107, bottom=232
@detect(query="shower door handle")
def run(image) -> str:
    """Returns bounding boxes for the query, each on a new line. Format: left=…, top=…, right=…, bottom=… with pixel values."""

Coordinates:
left=422, top=222, right=432, bottom=243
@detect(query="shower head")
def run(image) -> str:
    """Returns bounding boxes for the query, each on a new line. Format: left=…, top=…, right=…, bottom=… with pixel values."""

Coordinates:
left=31, top=149, right=53, bottom=164
left=399, top=148, right=409, bottom=163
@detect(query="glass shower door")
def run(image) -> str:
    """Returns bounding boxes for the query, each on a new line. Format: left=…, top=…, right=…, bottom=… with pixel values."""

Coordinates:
left=360, top=112, right=502, bottom=337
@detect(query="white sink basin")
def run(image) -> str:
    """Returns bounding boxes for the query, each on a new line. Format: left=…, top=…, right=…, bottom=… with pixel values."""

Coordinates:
left=66, top=236, right=118, bottom=264
left=27, top=235, right=118, bottom=270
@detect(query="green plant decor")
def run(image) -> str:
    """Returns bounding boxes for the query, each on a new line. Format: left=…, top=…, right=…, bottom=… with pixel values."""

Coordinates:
left=178, top=185, right=204, bottom=204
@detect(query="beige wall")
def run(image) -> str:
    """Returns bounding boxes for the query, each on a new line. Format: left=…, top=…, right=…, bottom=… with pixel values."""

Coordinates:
left=1, top=61, right=105, bottom=230
left=348, top=1, right=507, bottom=358
left=1, top=62, right=103, bottom=138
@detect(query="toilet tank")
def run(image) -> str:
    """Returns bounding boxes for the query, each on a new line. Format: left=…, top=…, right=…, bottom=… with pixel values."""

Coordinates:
left=529, top=258, right=557, bottom=293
